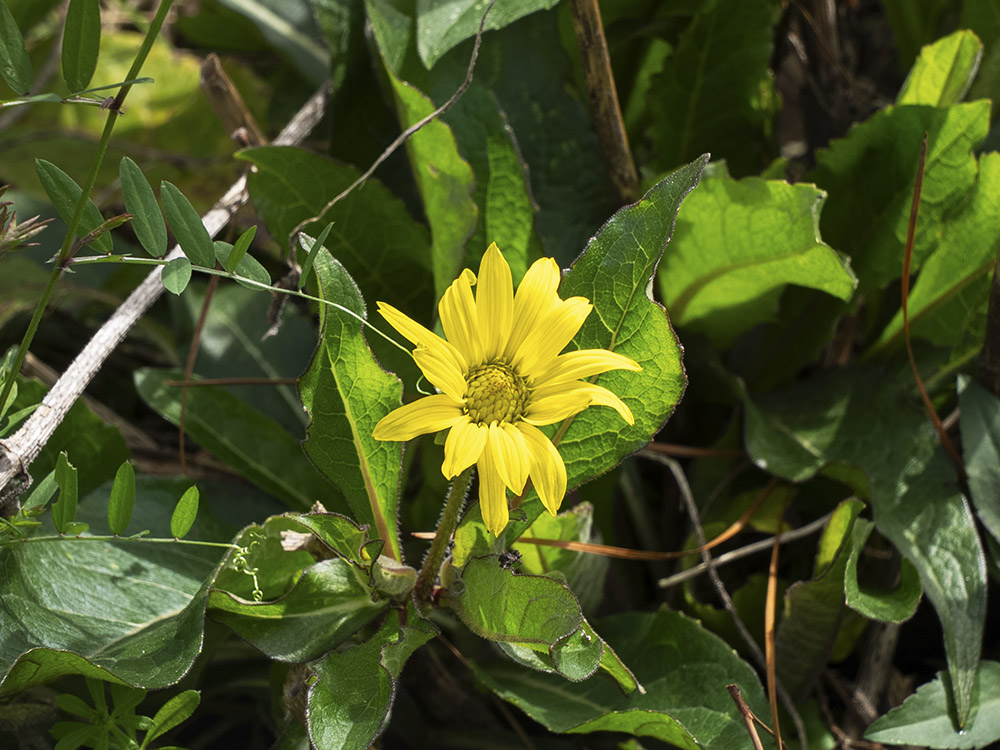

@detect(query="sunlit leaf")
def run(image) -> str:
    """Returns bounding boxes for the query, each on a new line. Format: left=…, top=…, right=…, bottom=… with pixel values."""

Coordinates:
left=35, top=159, right=112, bottom=254
left=144, top=690, right=200, bottom=746
left=844, top=518, right=923, bottom=623
left=225, top=225, right=256, bottom=273
left=298, top=249, right=404, bottom=560
left=160, top=181, right=216, bottom=267
left=161, top=257, right=192, bottom=295
left=897, top=29, right=983, bottom=106
left=170, top=486, right=199, bottom=539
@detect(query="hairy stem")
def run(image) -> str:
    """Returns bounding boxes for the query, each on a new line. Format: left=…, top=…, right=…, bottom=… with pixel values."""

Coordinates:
left=415, top=467, right=473, bottom=605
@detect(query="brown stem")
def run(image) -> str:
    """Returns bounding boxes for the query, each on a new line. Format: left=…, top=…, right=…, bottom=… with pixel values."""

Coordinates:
left=569, top=0, right=639, bottom=205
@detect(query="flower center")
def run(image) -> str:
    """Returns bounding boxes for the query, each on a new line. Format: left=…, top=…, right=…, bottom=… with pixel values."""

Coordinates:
left=464, top=362, right=529, bottom=425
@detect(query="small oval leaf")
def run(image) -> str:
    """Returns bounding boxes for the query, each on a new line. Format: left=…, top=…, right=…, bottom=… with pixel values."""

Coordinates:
left=35, top=159, right=112, bottom=254
left=160, top=182, right=215, bottom=267
left=107, top=461, right=135, bottom=535
left=170, top=486, right=199, bottom=539
left=0, top=0, right=33, bottom=94
left=120, top=157, right=167, bottom=257
left=162, top=257, right=192, bottom=295
left=52, top=452, right=79, bottom=534
left=61, top=0, right=101, bottom=92
left=225, top=225, right=256, bottom=273
left=213, top=240, right=270, bottom=290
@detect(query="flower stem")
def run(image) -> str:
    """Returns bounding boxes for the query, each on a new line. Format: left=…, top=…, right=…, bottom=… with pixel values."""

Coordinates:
left=415, top=467, right=473, bottom=605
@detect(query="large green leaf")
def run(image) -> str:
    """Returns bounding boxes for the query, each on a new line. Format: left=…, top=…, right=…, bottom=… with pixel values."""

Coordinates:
left=744, top=366, right=987, bottom=726
left=208, top=557, right=387, bottom=662
left=0, top=478, right=228, bottom=694
left=298, top=249, right=404, bottom=560
left=306, top=605, right=436, bottom=750
left=414, top=0, right=558, bottom=69
left=239, top=146, right=434, bottom=320
left=478, top=608, right=775, bottom=750
left=658, top=170, right=856, bottom=346
left=647, top=0, right=779, bottom=175
left=810, top=102, right=990, bottom=293
left=871, top=152, right=1000, bottom=353
left=134, top=368, right=336, bottom=512
left=380, top=64, right=478, bottom=299
left=866, top=661, right=1000, bottom=748
left=775, top=498, right=864, bottom=699
left=367, top=0, right=614, bottom=265
left=897, top=29, right=983, bottom=106
left=958, top=377, right=1000, bottom=546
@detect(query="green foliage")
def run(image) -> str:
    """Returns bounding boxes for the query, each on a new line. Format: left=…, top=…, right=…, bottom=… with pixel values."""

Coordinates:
left=2, top=1, right=1000, bottom=748
left=865, top=661, right=1000, bottom=748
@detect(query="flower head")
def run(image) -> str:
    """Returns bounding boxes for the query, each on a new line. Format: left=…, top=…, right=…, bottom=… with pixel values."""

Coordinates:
left=373, top=243, right=641, bottom=535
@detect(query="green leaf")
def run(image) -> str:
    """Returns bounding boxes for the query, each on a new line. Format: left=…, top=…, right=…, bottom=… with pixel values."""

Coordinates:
left=161, top=257, right=192, bottom=295
left=213, top=240, right=270, bottom=290
left=299, top=250, right=404, bottom=560
left=134, top=368, right=336, bottom=511
left=647, top=0, right=779, bottom=175
left=238, top=145, right=433, bottom=318
left=0, top=0, right=33, bottom=94
left=170, top=486, right=199, bottom=539
left=225, top=224, right=256, bottom=273
left=775, top=498, right=865, bottom=698
left=414, top=0, right=559, bottom=69
left=810, top=102, right=990, bottom=293
left=143, top=690, right=200, bottom=747
left=871, top=152, right=1000, bottom=353
left=35, top=159, right=112, bottom=254
left=51, top=452, right=78, bottom=534
left=297, top=223, right=332, bottom=291
left=119, top=157, right=167, bottom=257
left=106, top=461, right=135, bottom=535
left=0, top=478, right=229, bottom=694
left=160, top=181, right=216, bottom=267
left=478, top=608, right=773, bottom=749
left=897, top=30, right=983, bottom=106
left=659, top=170, right=856, bottom=346
left=448, top=555, right=582, bottom=645
left=958, top=377, right=1000, bottom=547
left=209, top=558, right=387, bottom=662
left=217, top=0, right=329, bottom=85
left=866, top=661, right=1000, bottom=748
left=844, top=518, right=923, bottom=623
left=61, top=0, right=100, bottom=92
left=744, top=366, right=986, bottom=726
left=284, top=512, right=371, bottom=566
left=380, top=63, right=477, bottom=299
left=306, top=605, right=437, bottom=750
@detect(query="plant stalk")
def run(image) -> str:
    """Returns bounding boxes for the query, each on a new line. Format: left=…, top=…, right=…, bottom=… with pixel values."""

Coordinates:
left=414, top=467, right=473, bottom=605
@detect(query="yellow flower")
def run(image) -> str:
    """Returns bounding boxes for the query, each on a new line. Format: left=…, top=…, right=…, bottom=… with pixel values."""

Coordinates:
left=373, top=243, right=641, bottom=535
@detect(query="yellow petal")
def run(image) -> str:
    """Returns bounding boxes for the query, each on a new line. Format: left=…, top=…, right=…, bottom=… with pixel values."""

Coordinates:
left=442, top=418, right=487, bottom=478
left=517, top=422, right=567, bottom=515
left=512, top=296, right=592, bottom=375
left=528, top=381, right=634, bottom=425
left=477, top=449, right=509, bottom=535
left=477, top=243, right=514, bottom=361
left=504, top=256, right=561, bottom=361
left=522, top=388, right=591, bottom=425
left=531, top=349, right=641, bottom=387
left=438, top=269, right=483, bottom=368
left=487, top=422, right=529, bottom=494
left=377, top=301, right=467, bottom=373
left=413, top=347, right=467, bottom=401
left=372, top=394, right=464, bottom=441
